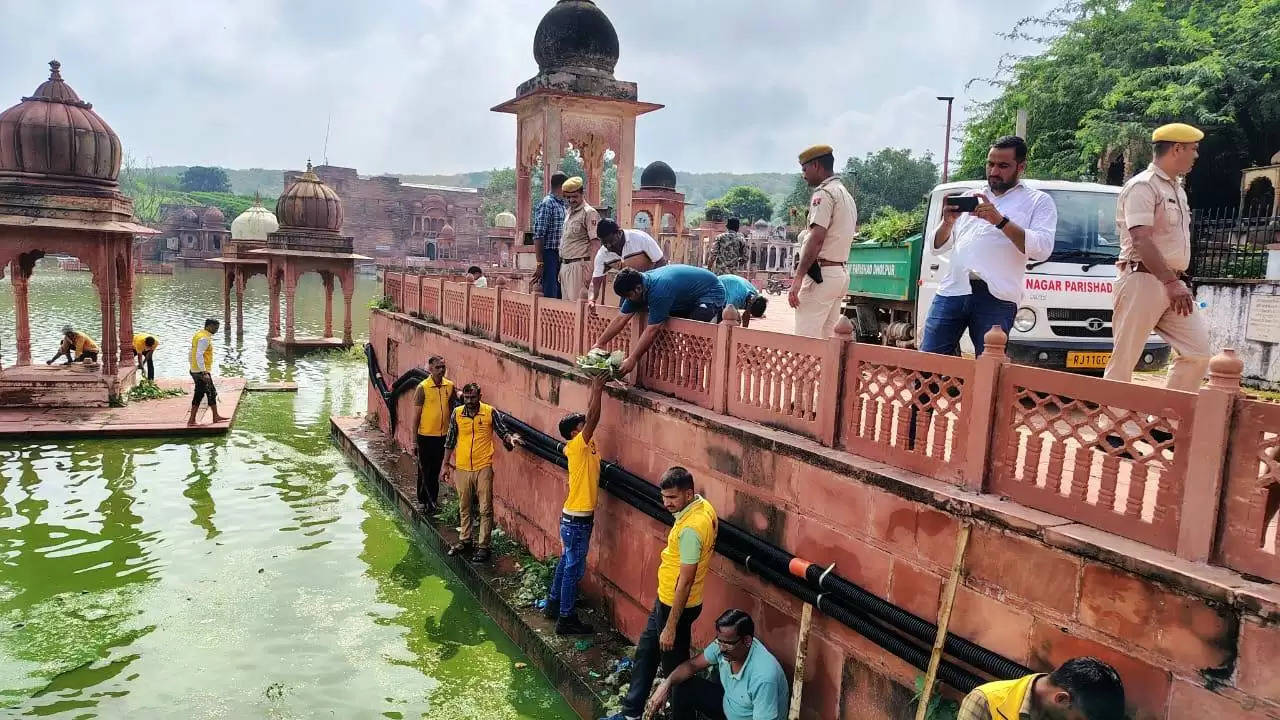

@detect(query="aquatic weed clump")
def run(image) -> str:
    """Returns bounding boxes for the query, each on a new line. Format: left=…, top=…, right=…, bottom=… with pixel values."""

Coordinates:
left=127, top=380, right=187, bottom=402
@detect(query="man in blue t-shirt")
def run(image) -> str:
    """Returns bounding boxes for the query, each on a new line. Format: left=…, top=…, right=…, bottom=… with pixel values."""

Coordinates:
left=718, top=274, right=768, bottom=328
left=591, top=265, right=726, bottom=377
left=641, top=609, right=789, bottom=720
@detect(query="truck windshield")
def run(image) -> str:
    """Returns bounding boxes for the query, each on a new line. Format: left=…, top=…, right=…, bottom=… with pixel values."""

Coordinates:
left=1042, top=190, right=1120, bottom=262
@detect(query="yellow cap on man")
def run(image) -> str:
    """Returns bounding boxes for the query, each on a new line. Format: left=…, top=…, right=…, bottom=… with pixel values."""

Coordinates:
left=561, top=176, right=583, bottom=193
left=798, top=145, right=834, bottom=164
left=1152, top=123, right=1204, bottom=143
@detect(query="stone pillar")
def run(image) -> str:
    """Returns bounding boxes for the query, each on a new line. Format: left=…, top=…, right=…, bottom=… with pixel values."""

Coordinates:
left=516, top=165, right=532, bottom=234
left=11, top=259, right=32, bottom=366
left=234, top=269, right=246, bottom=340
left=267, top=263, right=281, bottom=340
left=117, top=242, right=134, bottom=364
left=222, top=269, right=232, bottom=340
left=616, top=115, right=636, bottom=233
left=584, top=142, right=605, bottom=208
left=341, top=268, right=355, bottom=345
left=94, top=246, right=119, bottom=380
left=322, top=271, right=335, bottom=338
left=542, top=105, right=563, bottom=203
left=284, top=267, right=298, bottom=343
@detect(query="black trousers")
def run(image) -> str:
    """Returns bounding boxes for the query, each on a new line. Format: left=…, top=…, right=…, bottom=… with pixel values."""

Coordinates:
left=415, top=434, right=447, bottom=507
left=622, top=602, right=703, bottom=719
left=682, top=677, right=726, bottom=720
left=136, top=351, right=155, bottom=381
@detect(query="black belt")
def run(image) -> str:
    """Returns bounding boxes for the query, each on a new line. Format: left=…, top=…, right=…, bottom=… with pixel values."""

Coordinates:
left=561, top=256, right=588, bottom=264
left=561, top=512, right=594, bottom=524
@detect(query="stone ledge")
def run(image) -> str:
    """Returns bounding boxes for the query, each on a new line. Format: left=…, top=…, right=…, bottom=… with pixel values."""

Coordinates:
left=374, top=309, right=1280, bottom=619
left=330, top=414, right=631, bottom=720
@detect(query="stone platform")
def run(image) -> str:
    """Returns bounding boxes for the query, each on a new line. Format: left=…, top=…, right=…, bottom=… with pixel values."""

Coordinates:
left=0, top=363, right=137, bottom=408
left=267, top=336, right=350, bottom=356
left=0, top=376, right=245, bottom=438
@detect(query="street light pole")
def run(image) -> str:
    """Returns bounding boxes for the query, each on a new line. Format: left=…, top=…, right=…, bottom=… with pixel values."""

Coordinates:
left=937, top=96, right=954, bottom=183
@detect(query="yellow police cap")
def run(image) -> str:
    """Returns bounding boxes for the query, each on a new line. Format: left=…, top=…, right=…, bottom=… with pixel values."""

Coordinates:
left=1152, top=123, right=1204, bottom=143
left=562, top=176, right=583, bottom=193
left=798, top=145, right=834, bottom=164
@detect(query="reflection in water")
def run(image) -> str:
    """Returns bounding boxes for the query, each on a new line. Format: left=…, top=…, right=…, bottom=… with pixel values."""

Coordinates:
left=0, top=269, right=575, bottom=718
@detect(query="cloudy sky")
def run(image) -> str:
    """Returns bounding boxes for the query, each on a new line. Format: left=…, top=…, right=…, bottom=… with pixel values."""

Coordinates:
left=0, top=0, right=1059, bottom=176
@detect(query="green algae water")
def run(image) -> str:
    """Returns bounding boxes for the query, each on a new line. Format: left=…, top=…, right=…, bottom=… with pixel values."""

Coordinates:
left=0, top=266, right=576, bottom=719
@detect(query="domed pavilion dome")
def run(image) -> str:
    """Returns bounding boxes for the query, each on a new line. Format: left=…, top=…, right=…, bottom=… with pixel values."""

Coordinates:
left=275, top=162, right=343, bottom=232
left=533, top=0, right=619, bottom=76
left=201, top=206, right=225, bottom=228
left=231, top=198, right=279, bottom=241
left=494, top=211, right=517, bottom=229
left=0, top=60, right=122, bottom=188
left=175, top=207, right=200, bottom=226
left=639, top=161, right=677, bottom=190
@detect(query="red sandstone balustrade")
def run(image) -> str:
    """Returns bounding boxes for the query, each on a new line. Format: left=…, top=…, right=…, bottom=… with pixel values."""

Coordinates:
left=402, top=275, right=422, bottom=317
left=383, top=271, right=404, bottom=312
left=534, top=298, right=585, bottom=364
left=498, top=291, right=537, bottom=350
left=727, top=325, right=844, bottom=445
left=1217, top=373, right=1279, bottom=581
left=440, top=282, right=468, bottom=331
left=636, top=318, right=727, bottom=412
left=420, top=277, right=442, bottom=321
left=840, top=341, right=979, bottom=485
left=583, top=305, right=633, bottom=357
left=468, top=286, right=500, bottom=341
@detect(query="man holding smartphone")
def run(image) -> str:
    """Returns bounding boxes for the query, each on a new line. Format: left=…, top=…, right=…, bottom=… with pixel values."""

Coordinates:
left=922, top=135, right=1057, bottom=356
left=790, top=144, right=857, bottom=338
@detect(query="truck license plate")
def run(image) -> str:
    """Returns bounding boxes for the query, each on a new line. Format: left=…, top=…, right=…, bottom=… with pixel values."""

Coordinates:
left=1066, top=351, right=1111, bottom=369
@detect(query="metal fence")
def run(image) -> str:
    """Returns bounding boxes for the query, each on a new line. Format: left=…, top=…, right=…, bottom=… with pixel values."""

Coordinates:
left=1190, top=205, right=1278, bottom=279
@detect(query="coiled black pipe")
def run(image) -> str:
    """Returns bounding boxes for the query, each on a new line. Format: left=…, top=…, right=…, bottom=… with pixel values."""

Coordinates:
left=363, top=347, right=1026, bottom=689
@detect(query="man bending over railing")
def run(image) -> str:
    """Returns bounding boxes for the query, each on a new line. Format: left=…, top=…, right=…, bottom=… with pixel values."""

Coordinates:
left=591, top=266, right=726, bottom=377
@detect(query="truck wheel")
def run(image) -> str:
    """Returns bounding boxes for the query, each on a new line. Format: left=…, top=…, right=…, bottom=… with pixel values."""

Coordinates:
left=853, top=305, right=880, bottom=343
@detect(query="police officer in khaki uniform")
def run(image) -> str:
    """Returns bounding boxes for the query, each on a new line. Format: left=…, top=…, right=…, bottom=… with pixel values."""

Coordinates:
left=791, top=145, right=857, bottom=338
left=558, top=176, right=600, bottom=302
left=1104, top=123, right=1212, bottom=391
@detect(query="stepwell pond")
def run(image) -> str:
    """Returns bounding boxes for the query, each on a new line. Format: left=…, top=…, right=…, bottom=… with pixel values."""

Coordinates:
left=0, top=266, right=576, bottom=718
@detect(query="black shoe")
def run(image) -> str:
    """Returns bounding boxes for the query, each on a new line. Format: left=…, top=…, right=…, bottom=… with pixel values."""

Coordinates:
left=470, top=547, right=491, bottom=563
left=447, top=542, right=473, bottom=557
left=542, top=599, right=560, bottom=620
left=555, top=613, right=594, bottom=636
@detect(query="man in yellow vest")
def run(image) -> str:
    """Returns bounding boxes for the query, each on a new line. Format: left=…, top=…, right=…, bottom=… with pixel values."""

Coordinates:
left=442, top=383, right=519, bottom=563
left=957, top=657, right=1125, bottom=720
left=187, top=319, right=228, bottom=426
left=47, top=325, right=99, bottom=365
left=412, top=355, right=457, bottom=513
left=542, top=374, right=608, bottom=636
left=133, top=333, right=158, bottom=381
left=605, top=467, right=718, bottom=720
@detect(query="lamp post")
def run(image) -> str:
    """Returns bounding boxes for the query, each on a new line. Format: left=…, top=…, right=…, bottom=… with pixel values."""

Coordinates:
left=937, top=96, right=955, bottom=183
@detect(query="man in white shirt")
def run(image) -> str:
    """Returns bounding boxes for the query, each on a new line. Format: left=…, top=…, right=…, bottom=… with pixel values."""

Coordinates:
left=467, top=265, right=488, bottom=289
left=922, top=135, right=1057, bottom=356
left=590, top=219, right=667, bottom=306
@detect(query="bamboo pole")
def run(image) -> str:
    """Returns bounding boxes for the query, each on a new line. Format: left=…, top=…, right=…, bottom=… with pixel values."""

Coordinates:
left=913, top=522, right=972, bottom=720
left=788, top=602, right=815, bottom=720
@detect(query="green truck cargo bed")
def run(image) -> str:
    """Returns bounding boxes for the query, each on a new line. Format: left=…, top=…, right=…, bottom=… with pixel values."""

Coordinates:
left=846, top=233, right=922, bottom=302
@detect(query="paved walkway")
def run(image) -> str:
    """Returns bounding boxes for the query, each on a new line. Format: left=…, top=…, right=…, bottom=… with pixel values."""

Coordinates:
left=0, top=377, right=245, bottom=438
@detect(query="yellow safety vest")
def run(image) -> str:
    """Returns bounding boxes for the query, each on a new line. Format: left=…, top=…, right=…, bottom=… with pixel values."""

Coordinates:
left=657, top=496, right=718, bottom=607
left=976, top=674, right=1041, bottom=720
left=416, top=377, right=455, bottom=437
left=189, top=329, right=214, bottom=373
left=452, top=403, right=496, bottom=472
left=133, top=334, right=158, bottom=355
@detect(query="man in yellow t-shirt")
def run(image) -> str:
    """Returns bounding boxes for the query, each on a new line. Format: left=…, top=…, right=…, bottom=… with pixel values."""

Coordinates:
left=542, top=374, right=607, bottom=636
left=187, top=319, right=228, bottom=426
left=957, top=657, right=1124, bottom=720
left=132, top=333, right=159, bottom=381
left=47, top=325, right=99, bottom=365
left=412, top=355, right=457, bottom=513
left=609, top=467, right=718, bottom=720
left=442, top=383, right=519, bottom=563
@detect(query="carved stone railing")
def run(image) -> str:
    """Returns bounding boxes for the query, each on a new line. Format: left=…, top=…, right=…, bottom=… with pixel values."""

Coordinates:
left=535, top=298, right=584, bottom=365
left=441, top=282, right=468, bottom=331
left=468, top=287, right=500, bottom=340
left=499, top=291, right=536, bottom=350
left=730, top=325, right=843, bottom=444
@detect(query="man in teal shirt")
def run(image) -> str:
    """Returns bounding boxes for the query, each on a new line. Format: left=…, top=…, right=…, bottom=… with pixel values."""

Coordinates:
left=645, top=609, right=789, bottom=720
left=718, top=274, right=768, bottom=327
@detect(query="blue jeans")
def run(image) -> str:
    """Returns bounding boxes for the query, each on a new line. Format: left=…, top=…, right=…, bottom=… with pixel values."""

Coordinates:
left=548, top=515, right=593, bottom=616
left=540, top=248, right=562, bottom=299
left=920, top=279, right=1016, bottom=357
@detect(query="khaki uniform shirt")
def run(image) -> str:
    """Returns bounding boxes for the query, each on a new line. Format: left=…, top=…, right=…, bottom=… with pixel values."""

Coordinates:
left=806, top=176, right=858, bottom=262
left=560, top=202, right=600, bottom=261
left=1117, top=163, right=1191, bottom=272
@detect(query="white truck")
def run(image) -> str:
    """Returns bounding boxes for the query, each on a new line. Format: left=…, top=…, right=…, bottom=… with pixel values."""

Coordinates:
left=845, top=179, right=1170, bottom=372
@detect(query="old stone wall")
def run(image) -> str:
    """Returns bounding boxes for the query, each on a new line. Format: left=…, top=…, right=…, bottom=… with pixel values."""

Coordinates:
left=369, top=310, right=1280, bottom=720
left=1196, top=280, right=1280, bottom=389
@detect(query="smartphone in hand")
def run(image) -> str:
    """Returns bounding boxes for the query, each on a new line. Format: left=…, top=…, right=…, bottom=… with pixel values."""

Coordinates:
left=944, top=195, right=979, bottom=212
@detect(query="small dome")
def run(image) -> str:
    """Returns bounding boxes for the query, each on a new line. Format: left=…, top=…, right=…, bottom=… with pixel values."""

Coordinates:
left=494, top=211, right=517, bottom=228
left=753, top=219, right=770, bottom=229
left=276, top=162, right=343, bottom=231
left=175, top=208, right=200, bottom=225
left=639, top=161, right=677, bottom=190
left=201, top=206, right=225, bottom=227
left=0, top=60, right=122, bottom=187
left=230, top=198, right=279, bottom=241
left=533, top=0, right=619, bottom=76
left=439, top=223, right=456, bottom=239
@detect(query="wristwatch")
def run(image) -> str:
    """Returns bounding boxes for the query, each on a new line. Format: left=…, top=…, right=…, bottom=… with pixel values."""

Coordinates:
left=995, top=216, right=1010, bottom=230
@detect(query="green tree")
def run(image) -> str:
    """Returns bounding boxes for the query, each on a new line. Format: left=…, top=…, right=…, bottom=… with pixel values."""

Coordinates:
left=779, top=176, right=811, bottom=226
left=706, top=185, right=773, bottom=223
left=843, top=148, right=939, bottom=223
left=482, top=167, right=517, bottom=226
left=179, top=166, right=231, bottom=193
left=960, top=0, right=1280, bottom=208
